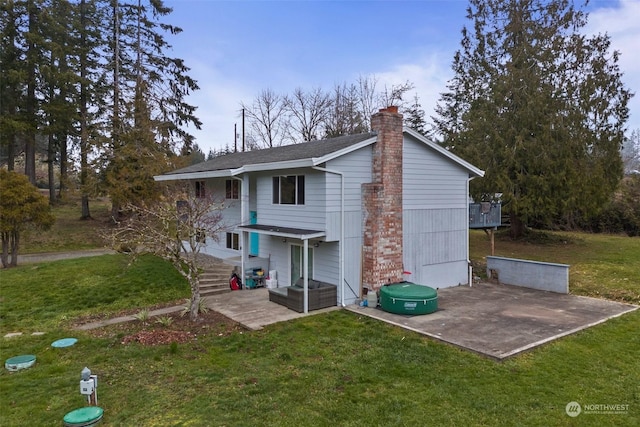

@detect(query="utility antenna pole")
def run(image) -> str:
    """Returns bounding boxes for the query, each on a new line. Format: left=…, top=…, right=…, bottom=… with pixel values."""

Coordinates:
left=234, top=123, right=237, bottom=153
left=242, top=108, right=245, bottom=152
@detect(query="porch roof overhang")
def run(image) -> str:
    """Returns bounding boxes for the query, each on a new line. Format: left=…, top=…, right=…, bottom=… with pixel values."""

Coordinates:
left=236, top=224, right=325, bottom=240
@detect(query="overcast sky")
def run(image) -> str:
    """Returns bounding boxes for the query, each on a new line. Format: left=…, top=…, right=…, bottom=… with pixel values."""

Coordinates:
left=163, top=0, right=640, bottom=154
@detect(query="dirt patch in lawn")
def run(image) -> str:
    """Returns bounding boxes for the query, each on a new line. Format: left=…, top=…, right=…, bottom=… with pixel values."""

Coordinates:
left=75, top=304, right=247, bottom=346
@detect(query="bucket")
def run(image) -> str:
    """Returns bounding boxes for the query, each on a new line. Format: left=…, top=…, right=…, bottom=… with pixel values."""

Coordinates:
left=367, top=290, right=378, bottom=308
left=265, top=279, right=278, bottom=289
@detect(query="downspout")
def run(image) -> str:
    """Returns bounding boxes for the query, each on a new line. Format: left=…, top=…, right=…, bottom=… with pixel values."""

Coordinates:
left=312, top=166, right=345, bottom=307
left=303, top=238, right=309, bottom=313
left=466, top=177, right=472, bottom=287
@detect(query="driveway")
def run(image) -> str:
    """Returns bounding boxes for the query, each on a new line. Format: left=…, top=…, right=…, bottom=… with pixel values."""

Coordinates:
left=346, top=282, right=637, bottom=359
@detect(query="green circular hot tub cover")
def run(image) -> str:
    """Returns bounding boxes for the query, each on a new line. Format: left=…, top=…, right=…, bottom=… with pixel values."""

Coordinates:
left=380, top=283, right=437, bottom=299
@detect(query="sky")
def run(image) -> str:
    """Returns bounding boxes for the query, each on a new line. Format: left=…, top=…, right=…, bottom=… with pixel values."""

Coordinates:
left=162, top=0, right=640, bottom=154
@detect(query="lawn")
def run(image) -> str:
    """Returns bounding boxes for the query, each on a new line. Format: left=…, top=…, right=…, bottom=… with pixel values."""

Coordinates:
left=470, top=229, right=640, bottom=304
left=20, top=195, right=112, bottom=254
left=1, top=233, right=638, bottom=426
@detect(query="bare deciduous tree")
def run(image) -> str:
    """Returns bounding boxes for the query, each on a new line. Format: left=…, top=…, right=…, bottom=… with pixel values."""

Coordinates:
left=379, top=80, right=415, bottom=111
left=325, top=82, right=367, bottom=138
left=108, top=184, right=226, bottom=321
left=622, top=129, right=640, bottom=175
left=357, top=74, right=379, bottom=130
left=285, top=87, right=331, bottom=142
left=241, top=89, right=288, bottom=148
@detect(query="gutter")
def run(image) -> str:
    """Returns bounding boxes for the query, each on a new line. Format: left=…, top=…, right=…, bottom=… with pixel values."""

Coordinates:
left=229, top=175, right=248, bottom=289
left=312, top=166, right=346, bottom=307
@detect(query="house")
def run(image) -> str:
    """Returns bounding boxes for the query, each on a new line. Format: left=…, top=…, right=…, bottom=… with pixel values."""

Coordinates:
left=155, top=107, right=484, bottom=311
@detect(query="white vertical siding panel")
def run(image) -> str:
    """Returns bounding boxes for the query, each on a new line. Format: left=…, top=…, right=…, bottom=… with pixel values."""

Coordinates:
left=403, top=208, right=469, bottom=287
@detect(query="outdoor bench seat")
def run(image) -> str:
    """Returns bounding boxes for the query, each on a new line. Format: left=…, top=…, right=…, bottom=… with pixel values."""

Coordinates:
left=268, top=280, right=337, bottom=313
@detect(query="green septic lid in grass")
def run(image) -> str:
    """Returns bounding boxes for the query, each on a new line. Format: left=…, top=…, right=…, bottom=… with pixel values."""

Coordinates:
left=52, top=338, right=78, bottom=348
left=63, top=406, right=104, bottom=426
left=5, top=354, right=36, bottom=372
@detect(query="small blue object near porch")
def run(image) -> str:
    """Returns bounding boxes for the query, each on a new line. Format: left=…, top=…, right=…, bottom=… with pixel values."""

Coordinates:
left=380, top=283, right=438, bottom=315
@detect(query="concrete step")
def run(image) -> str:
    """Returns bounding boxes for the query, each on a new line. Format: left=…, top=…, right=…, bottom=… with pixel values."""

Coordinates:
left=198, top=260, right=235, bottom=296
left=200, top=272, right=229, bottom=281
left=201, top=287, right=230, bottom=296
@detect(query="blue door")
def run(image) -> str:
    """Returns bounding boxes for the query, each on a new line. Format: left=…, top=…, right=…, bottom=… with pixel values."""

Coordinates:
left=250, top=211, right=259, bottom=256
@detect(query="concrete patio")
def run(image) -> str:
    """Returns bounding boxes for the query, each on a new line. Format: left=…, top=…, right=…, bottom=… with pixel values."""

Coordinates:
left=207, top=283, right=637, bottom=360
left=204, top=288, right=340, bottom=331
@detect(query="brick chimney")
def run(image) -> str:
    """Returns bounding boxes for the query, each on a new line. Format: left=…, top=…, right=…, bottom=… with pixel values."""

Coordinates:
left=362, top=106, right=404, bottom=291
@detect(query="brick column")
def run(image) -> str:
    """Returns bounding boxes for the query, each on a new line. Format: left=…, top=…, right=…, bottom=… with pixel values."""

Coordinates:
left=362, top=106, right=404, bottom=290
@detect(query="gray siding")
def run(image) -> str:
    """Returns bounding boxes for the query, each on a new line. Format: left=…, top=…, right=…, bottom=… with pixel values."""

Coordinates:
left=255, top=169, right=327, bottom=231
left=323, top=146, right=372, bottom=241
left=403, top=136, right=468, bottom=209
left=198, top=178, right=243, bottom=259
left=402, top=136, right=471, bottom=288
left=326, top=147, right=372, bottom=212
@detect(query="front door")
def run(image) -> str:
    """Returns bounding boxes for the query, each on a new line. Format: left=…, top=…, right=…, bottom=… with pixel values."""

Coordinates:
left=290, top=244, right=313, bottom=285
left=249, top=211, right=259, bottom=256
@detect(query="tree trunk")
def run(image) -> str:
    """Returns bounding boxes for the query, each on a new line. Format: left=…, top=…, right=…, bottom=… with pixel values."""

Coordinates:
left=189, top=274, right=200, bottom=322
left=79, top=0, right=91, bottom=220
left=58, top=132, right=67, bottom=199
left=25, top=0, right=37, bottom=185
left=48, top=134, right=56, bottom=204
left=9, top=231, right=20, bottom=267
left=7, top=230, right=19, bottom=268
left=509, top=211, right=526, bottom=239
left=1, top=232, right=9, bottom=268
left=81, top=195, right=92, bottom=220
left=6, top=134, right=16, bottom=171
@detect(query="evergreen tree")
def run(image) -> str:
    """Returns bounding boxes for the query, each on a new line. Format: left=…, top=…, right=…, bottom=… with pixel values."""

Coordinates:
left=103, top=0, right=201, bottom=216
left=404, top=93, right=427, bottom=135
left=433, top=0, right=631, bottom=237
left=0, top=0, right=27, bottom=171
left=40, top=0, right=81, bottom=203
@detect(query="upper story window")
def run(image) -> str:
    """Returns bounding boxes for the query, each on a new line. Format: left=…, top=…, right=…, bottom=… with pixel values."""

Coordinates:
left=195, top=180, right=206, bottom=199
left=226, top=179, right=239, bottom=200
left=273, top=175, right=305, bottom=205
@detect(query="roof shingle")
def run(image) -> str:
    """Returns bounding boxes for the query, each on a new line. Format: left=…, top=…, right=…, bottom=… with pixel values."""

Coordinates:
left=165, top=132, right=377, bottom=175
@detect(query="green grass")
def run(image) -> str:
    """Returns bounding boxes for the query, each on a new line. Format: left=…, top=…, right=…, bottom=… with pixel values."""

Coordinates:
left=470, top=230, right=640, bottom=304
left=0, top=254, right=188, bottom=331
left=1, top=232, right=639, bottom=426
left=21, top=196, right=112, bottom=254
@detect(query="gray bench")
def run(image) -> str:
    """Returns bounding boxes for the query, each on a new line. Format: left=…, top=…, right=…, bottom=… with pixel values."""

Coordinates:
left=268, top=279, right=337, bottom=313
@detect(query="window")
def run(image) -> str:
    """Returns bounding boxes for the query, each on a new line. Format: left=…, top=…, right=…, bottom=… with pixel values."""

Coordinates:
left=225, top=179, right=239, bottom=200
left=195, top=180, right=206, bottom=199
left=226, top=232, right=239, bottom=250
left=272, top=175, right=305, bottom=205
